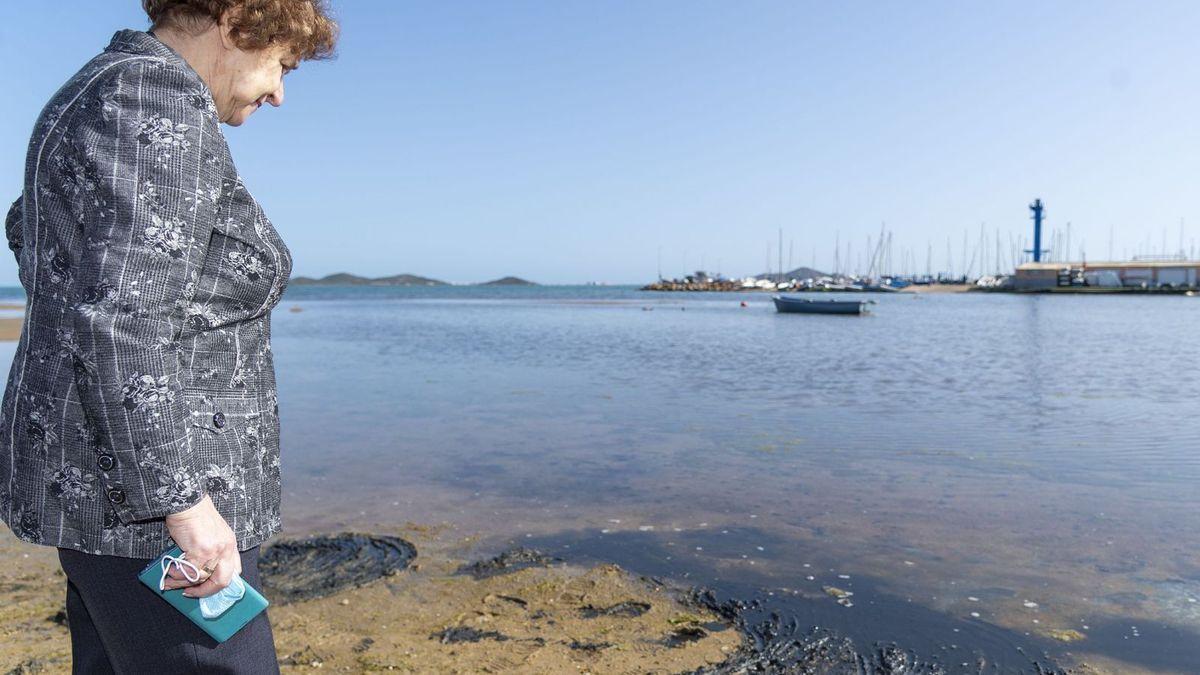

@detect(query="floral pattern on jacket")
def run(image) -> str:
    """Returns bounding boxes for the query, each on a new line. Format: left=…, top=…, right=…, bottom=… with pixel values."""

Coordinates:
left=0, top=30, right=292, bottom=558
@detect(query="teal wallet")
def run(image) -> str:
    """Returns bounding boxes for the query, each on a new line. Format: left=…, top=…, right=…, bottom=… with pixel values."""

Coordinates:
left=137, top=545, right=270, bottom=643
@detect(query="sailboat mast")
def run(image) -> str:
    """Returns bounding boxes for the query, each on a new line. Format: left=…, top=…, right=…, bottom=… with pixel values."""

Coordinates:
left=835, top=232, right=841, bottom=277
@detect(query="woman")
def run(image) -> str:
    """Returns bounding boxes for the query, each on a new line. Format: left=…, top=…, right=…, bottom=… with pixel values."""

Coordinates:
left=1, top=1, right=336, bottom=671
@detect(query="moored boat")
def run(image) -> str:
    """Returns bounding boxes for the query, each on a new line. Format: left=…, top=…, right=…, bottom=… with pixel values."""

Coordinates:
left=772, top=295, right=869, bottom=315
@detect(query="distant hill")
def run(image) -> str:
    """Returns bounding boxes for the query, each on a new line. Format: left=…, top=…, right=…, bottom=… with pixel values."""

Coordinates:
left=754, top=266, right=828, bottom=281
left=290, top=273, right=370, bottom=285
left=290, top=273, right=449, bottom=286
left=372, top=274, right=449, bottom=286
left=480, top=276, right=537, bottom=286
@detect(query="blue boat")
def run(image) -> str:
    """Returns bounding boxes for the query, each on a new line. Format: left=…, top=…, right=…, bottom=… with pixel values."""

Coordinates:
left=772, top=295, right=869, bottom=315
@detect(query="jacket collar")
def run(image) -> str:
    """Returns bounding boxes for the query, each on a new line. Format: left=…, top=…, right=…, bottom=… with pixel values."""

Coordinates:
left=106, top=29, right=189, bottom=65
left=105, top=30, right=219, bottom=119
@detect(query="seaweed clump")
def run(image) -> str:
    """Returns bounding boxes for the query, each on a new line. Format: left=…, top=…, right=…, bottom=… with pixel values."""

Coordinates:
left=260, top=532, right=417, bottom=603
left=431, top=626, right=511, bottom=644
left=580, top=600, right=651, bottom=618
left=454, top=546, right=560, bottom=580
left=681, top=589, right=1069, bottom=675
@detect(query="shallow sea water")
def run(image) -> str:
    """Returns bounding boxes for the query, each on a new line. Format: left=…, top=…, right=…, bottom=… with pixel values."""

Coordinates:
left=5, top=285, right=1198, bottom=671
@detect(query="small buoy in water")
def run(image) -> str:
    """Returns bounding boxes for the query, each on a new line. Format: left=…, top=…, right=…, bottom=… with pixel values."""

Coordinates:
left=1188, top=291, right=1196, bottom=297
left=740, top=301, right=747, bottom=307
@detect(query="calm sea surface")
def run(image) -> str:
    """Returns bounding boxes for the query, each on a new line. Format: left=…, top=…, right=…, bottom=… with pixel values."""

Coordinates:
left=2, top=285, right=1198, bottom=671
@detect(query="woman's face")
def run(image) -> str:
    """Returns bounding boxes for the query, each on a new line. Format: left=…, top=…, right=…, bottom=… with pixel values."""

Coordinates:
left=215, top=43, right=298, bottom=126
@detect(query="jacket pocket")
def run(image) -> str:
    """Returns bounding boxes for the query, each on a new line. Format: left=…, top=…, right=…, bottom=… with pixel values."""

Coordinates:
left=188, top=224, right=280, bottom=330
left=186, top=393, right=264, bottom=436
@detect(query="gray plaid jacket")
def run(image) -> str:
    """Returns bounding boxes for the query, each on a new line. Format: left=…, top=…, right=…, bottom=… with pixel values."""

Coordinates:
left=0, top=30, right=293, bottom=557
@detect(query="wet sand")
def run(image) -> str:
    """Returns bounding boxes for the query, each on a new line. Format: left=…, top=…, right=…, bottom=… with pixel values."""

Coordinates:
left=0, top=525, right=741, bottom=674
left=0, top=303, right=24, bottom=341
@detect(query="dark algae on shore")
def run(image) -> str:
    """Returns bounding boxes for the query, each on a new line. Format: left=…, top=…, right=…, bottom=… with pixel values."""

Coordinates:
left=455, top=541, right=1074, bottom=673
left=580, top=599, right=653, bottom=618
left=257, top=533, right=1075, bottom=672
left=680, top=588, right=1070, bottom=674
left=454, top=546, right=562, bottom=579
left=260, top=532, right=417, bottom=602
left=512, top=529, right=1079, bottom=674
left=254, top=531, right=1200, bottom=672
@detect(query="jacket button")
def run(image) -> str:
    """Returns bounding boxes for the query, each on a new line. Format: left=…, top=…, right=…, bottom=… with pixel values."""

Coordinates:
left=212, top=412, right=226, bottom=428
left=107, top=488, right=126, bottom=504
left=96, top=454, right=116, bottom=471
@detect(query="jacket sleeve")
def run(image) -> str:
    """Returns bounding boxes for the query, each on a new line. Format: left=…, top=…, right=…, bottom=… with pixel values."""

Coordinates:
left=5, top=197, right=21, bottom=264
left=66, top=61, right=226, bottom=523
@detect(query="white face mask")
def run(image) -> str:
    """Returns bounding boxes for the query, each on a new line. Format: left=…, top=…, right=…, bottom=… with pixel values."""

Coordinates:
left=158, top=553, right=247, bottom=618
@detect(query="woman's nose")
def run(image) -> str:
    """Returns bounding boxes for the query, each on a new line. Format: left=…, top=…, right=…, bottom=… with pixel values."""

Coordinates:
left=267, top=81, right=285, bottom=107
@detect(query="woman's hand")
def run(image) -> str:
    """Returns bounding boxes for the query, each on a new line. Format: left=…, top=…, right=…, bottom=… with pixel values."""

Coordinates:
left=161, top=495, right=242, bottom=598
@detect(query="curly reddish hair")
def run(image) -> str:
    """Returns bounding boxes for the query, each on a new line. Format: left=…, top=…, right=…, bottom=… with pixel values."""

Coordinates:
left=143, top=0, right=338, bottom=61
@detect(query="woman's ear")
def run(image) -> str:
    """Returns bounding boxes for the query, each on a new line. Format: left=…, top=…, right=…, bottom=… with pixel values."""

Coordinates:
left=216, top=6, right=242, bottom=51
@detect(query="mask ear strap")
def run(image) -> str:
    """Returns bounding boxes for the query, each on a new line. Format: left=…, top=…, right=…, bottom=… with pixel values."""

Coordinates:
left=159, top=554, right=202, bottom=591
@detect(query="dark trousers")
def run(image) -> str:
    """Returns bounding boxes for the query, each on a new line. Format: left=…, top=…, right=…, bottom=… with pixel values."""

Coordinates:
left=57, top=545, right=280, bottom=674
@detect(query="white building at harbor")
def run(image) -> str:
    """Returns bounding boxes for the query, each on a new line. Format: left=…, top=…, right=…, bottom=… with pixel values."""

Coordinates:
left=1012, top=260, right=1200, bottom=290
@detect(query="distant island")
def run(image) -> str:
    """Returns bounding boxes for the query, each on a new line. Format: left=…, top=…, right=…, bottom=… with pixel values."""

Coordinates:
left=289, top=273, right=448, bottom=286
left=481, top=276, right=537, bottom=286
left=755, top=266, right=828, bottom=282
left=288, top=273, right=539, bottom=287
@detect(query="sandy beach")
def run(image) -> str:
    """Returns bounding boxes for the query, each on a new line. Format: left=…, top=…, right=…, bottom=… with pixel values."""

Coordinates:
left=0, top=525, right=743, bottom=674
left=0, top=303, right=24, bottom=341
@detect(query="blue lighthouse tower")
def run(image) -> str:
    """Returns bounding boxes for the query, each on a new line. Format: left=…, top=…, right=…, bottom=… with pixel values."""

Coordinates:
left=1026, top=199, right=1049, bottom=262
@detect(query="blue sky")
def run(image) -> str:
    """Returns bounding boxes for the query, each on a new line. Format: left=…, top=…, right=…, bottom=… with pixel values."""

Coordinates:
left=3, top=1, right=1200, bottom=284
